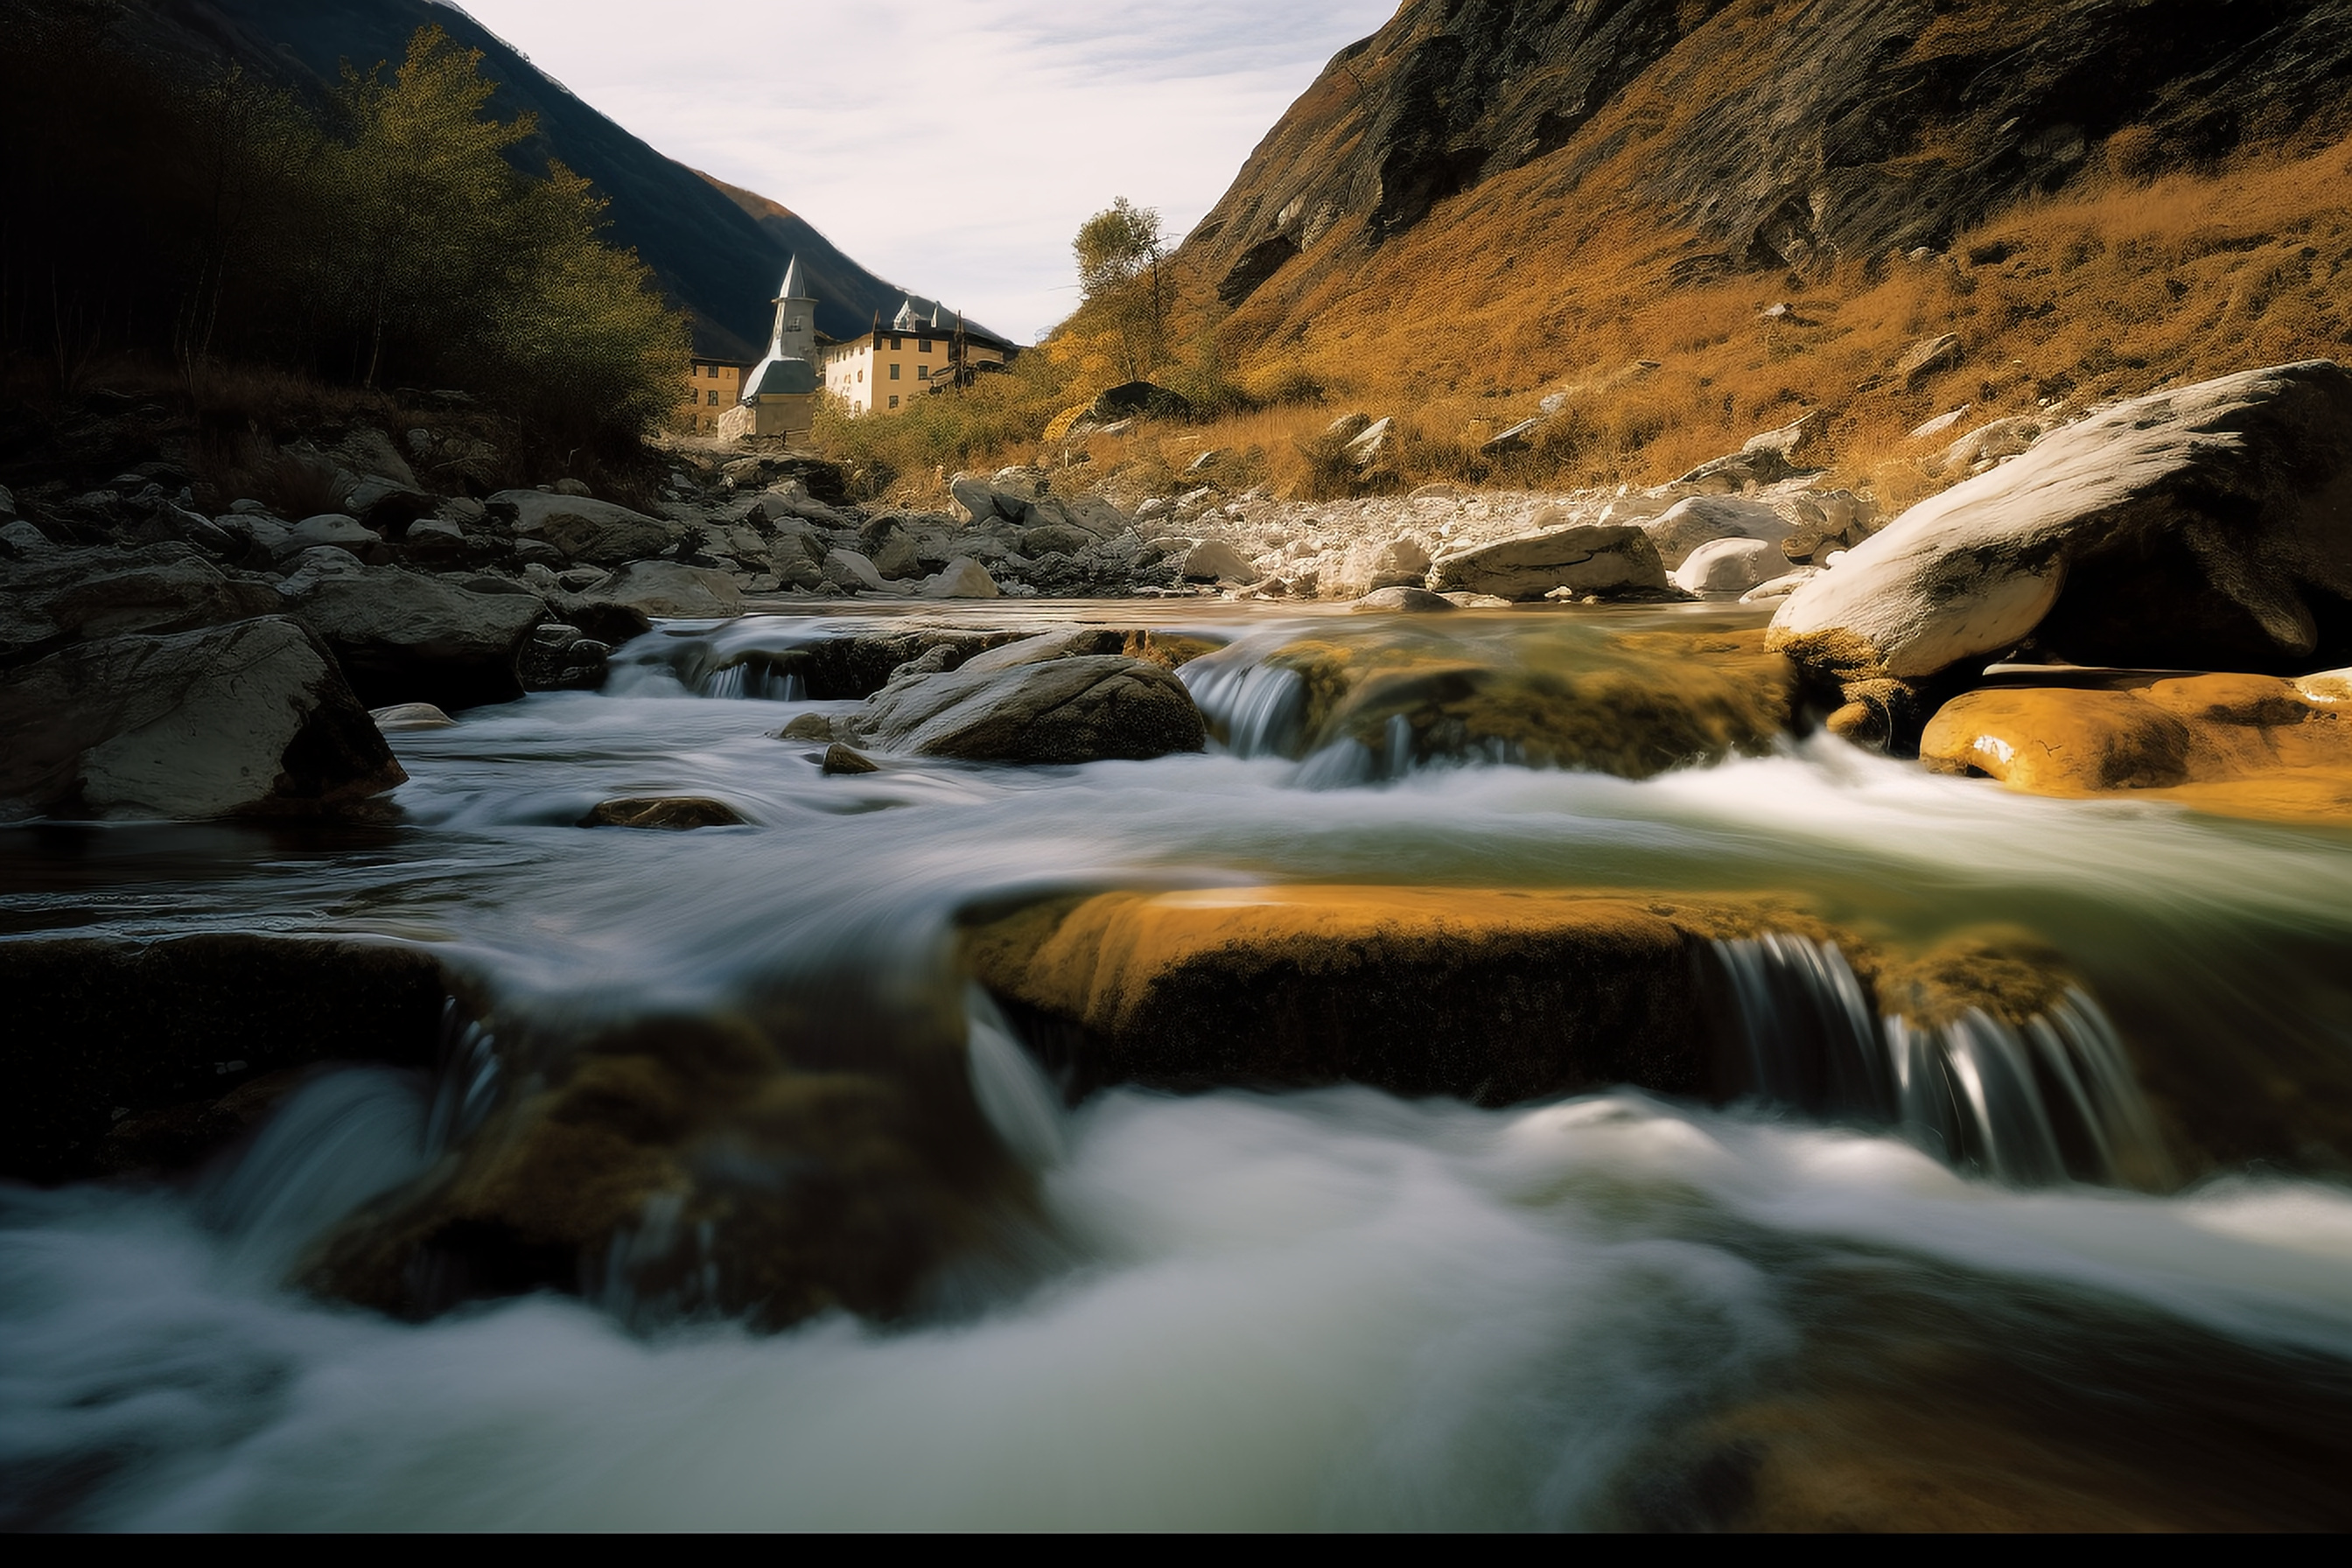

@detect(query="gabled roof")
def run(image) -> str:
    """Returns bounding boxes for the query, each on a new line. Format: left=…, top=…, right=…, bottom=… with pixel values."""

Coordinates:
left=743, top=357, right=818, bottom=398
left=892, top=298, right=919, bottom=331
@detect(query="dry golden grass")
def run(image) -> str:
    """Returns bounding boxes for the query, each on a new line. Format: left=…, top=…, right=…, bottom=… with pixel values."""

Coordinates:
left=819, top=0, right=2352, bottom=519
left=1114, top=132, right=2352, bottom=509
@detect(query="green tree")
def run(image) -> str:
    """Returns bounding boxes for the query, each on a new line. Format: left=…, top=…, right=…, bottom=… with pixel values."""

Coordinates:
left=1073, top=196, right=1168, bottom=381
left=330, top=26, right=536, bottom=386
left=480, top=162, right=689, bottom=452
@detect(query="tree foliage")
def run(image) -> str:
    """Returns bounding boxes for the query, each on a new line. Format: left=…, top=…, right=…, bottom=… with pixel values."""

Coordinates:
left=1072, top=197, right=1169, bottom=382
left=0, top=10, right=686, bottom=456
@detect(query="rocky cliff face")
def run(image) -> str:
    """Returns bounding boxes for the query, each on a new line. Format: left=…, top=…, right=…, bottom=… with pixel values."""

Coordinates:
left=1185, top=0, right=2352, bottom=312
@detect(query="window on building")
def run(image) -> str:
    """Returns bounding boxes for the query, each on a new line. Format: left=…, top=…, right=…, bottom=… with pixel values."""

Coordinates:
left=889, top=395, right=900, bottom=409
left=919, top=338, right=932, bottom=354
left=891, top=334, right=903, bottom=350
left=706, top=390, right=719, bottom=407
left=858, top=369, right=864, bottom=382
left=889, top=362, right=900, bottom=380
left=917, top=366, right=929, bottom=380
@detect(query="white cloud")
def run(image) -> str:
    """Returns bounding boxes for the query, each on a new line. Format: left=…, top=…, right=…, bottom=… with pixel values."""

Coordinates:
left=450, top=0, right=1397, bottom=342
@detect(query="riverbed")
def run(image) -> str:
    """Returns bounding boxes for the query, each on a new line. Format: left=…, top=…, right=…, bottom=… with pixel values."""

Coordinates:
left=5, top=601, right=2351, bottom=1529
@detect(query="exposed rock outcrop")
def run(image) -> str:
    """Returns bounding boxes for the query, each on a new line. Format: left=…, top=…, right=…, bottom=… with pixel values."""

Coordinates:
left=0, top=617, right=405, bottom=822
left=1769, top=362, right=2352, bottom=710
left=845, top=654, right=1207, bottom=764
left=0, top=934, right=447, bottom=1183
left=1427, top=522, right=1668, bottom=601
left=278, top=564, right=549, bottom=710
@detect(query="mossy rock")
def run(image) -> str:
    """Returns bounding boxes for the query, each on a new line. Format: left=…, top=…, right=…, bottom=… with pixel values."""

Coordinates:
left=304, top=999, right=1028, bottom=1329
left=1256, top=626, right=1797, bottom=777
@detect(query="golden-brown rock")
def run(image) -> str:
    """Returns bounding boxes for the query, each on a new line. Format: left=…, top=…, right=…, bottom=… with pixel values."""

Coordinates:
left=1921, top=670, right=2352, bottom=819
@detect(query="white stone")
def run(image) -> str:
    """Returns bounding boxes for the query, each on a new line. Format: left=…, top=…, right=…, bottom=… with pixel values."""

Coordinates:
left=1674, top=536, right=1783, bottom=595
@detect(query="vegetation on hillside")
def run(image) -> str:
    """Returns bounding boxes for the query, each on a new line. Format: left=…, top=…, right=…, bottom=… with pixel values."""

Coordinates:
left=809, top=0, right=2352, bottom=515
left=0, top=5, right=685, bottom=470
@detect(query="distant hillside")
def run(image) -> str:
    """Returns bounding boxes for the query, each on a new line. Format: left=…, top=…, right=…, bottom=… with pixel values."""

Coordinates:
left=1139, top=0, right=2352, bottom=497
left=112, top=0, right=1005, bottom=359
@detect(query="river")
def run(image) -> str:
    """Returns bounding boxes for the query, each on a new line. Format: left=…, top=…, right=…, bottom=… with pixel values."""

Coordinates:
left=4, top=601, right=2351, bottom=1529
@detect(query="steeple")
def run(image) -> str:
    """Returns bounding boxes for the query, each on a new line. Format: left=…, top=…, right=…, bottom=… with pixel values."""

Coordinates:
left=766, top=256, right=816, bottom=362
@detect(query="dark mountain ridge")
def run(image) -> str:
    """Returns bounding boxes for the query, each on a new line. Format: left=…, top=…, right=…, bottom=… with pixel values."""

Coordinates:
left=112, top=0, right=1005, bottom=358
left=1185, top=0, right=2352, bottom=312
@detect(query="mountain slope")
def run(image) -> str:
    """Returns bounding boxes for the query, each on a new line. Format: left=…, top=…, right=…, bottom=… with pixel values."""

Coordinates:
left=113, top=0, right=1003, bottom=358
left=1151, top=0, right=2352, bottom=494
left=1186, top=0, right=2352, bottom=312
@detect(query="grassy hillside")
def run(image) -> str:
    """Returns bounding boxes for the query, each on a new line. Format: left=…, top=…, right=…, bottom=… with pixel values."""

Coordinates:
left=888, top=0, right=2352, bottom=513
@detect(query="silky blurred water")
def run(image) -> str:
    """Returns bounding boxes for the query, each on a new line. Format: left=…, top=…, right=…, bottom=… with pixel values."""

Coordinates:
left=4, top=603, right=2351, bottom=1529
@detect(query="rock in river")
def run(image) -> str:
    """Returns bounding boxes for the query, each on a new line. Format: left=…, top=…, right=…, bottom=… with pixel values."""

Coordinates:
left=0, top=617, right=405, bottom=822
left=1770, top=361, right=2352, bottom=686
left=0, top=934, right=447, bottom=1183
left=847, top=655, right=1207, bottom=763
left=1921, top=669, right=2352, bottom=821
left=1428, top=523, right=1668, bottom=601
left=278, top=564, right=547, bottom=710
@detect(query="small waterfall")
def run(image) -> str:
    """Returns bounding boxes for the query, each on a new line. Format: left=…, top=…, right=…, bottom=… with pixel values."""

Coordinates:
left=424, top=1010, right=502, bottom=1156
left=703, top=661, right=807, bottom=702
left=195, top=1068, right=431, bottom=1279
left=1712, top=935, right=2172, bottom=1187
left=1181, top=657, right=1309, bottom=759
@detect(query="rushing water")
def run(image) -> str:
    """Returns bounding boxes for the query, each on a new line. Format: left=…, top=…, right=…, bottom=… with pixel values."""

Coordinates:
left=6, top=602, right=2352, bottom=1530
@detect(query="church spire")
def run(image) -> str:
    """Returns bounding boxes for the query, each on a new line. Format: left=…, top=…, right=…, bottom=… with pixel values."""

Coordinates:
left=766, top=255, right=816, bottom=361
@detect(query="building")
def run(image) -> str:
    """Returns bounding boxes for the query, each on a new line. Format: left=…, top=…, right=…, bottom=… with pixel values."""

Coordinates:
left=680, top=355, right=748, bottom=435
left=822, top=298, right=1014, bottom=415
left=718, top=256, right=821, bottom=440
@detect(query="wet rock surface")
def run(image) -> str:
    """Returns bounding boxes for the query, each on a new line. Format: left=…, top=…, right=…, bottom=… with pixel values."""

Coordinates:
left=303, top=998, right=1028, bottom=1331
left=846, top=654, right=1208, bottom=765
left=0, top=617, right=404, bottom=822
left=0, top=934, right=447, bottom=1183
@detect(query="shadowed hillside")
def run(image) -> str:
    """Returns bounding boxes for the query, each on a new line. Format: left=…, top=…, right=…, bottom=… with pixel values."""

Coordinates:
left=110, top=0, right=1004, bottom=355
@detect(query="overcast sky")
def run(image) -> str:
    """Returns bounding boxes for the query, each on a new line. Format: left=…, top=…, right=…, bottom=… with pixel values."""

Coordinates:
left=451, top=1, right=1399, bottom=342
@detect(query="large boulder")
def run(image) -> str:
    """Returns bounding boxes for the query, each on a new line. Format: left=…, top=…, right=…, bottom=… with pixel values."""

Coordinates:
left=1427, top=523, right=1668, bottom=600
left=0, top=934, right=446, bottom=1183
left=584, top=560, right=745, bottom=619
left=847, top=655, right=1207, bottom=763
left=921, top=559, right=1001, bottom=598
left=1179, top=538, right=1259, bottom=583
left=0, top=542, right=276, bottom=659
left=1089, top=381, right=1192, bottom=422
left=960, top=887, right=2090, bottom=1110
left=1642, top=495, right=1799, bottom=570
left=1673, top=536, right=1784, bottom=596
left=1770, top=362, right=2352, bottom=685
left=279, top=565, right=547, bottom=710
left=0, top=617, right=405, bottom=822
left=490, top=490, right=679, bottom=566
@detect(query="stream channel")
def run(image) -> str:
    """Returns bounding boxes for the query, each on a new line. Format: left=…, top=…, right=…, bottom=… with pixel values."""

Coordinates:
left=6, top=601, right=2352, bottom=1529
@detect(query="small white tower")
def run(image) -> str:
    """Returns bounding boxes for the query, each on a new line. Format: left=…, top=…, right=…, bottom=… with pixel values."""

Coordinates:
left=767, top=256, right=816, bottom=362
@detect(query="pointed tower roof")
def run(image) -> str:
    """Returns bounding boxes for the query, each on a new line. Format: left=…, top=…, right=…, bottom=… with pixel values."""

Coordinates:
left=778, top=255, right=809, bottom=302
left=892, top=298, right=919, bottom=331
left=930, top=302, right=950, bottom=329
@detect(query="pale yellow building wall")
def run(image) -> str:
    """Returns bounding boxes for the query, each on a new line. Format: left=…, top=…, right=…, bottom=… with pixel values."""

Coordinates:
left=680, top=360, right=746, bottom=434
